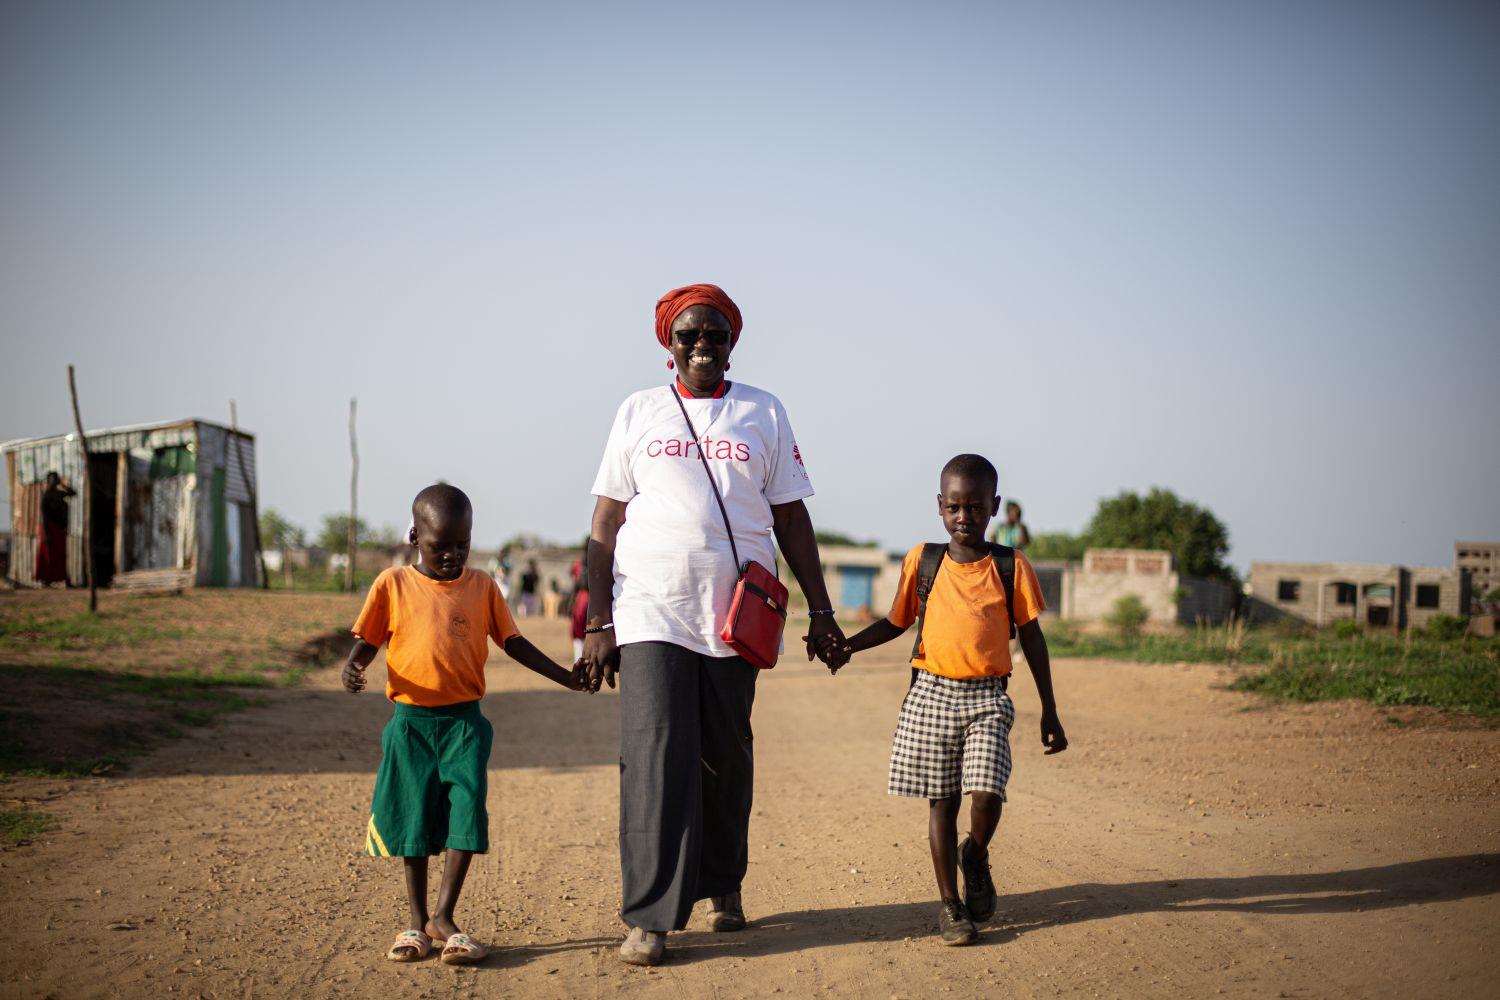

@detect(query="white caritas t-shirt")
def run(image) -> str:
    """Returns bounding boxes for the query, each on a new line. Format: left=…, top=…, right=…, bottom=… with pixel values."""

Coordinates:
left=591, top=381, right=814, bottom=657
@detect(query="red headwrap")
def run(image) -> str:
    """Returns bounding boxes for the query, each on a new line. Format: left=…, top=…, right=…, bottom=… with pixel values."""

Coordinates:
left=654, top=283, right=743, bottom=349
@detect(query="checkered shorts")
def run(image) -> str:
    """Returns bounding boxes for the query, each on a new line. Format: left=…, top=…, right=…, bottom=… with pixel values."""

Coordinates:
left=888, top=671, right=1015, bottom=800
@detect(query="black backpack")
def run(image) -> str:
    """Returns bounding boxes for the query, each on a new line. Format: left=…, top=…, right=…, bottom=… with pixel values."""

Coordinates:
left=908, top=542, right=1016, bottom=690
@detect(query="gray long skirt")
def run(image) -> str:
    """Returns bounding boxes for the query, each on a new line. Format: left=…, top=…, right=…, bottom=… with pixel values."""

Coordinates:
left=618, top=641, right=758, bottom=932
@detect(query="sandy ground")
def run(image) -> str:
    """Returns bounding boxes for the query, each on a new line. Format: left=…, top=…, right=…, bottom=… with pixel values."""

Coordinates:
left=2, top=618, right=1497, bottom=999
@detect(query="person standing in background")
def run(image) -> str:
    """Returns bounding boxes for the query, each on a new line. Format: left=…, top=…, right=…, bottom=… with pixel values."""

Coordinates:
left=990, top=500, right=1029, bottom=551
left=36, top=472, right=75, bottom=587
left=518, top=559, right=540, bottom=616
left=542, top=579, right=564, bottom=619
left=570, top=572, right=589, bottom=663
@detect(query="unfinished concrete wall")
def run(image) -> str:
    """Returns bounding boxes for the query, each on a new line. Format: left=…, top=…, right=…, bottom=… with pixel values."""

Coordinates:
left=1250, top=562, right=1473, bottom=631
left=1249, top=562, right=1402, bottom=628
left=1070, top=549, right=1178, bottom=626
left=1404, top=566, right=1470, bottom=628
left=1455, top=542, right=1498, bottom=600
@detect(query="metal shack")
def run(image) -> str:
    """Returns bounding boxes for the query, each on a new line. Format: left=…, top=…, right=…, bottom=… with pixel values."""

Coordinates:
left=2, top=419, right=260, bottom=589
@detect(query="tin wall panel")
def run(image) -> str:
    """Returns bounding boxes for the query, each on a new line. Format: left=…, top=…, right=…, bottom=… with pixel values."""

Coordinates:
left=225, top=433, right=255, bottom=505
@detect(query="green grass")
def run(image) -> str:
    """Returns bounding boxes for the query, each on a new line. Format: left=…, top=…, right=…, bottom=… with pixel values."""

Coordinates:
left=0, top=611, right=193, bottom=650
left=0, top=809, right=59, bottom=847
left=1048, top=620, right=1500, bottom=717
left=267, top=567, right=382, bottom=593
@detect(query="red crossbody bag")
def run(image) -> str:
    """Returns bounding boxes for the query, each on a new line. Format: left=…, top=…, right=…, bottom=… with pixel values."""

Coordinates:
left=670, top=385, right=789, bottom=669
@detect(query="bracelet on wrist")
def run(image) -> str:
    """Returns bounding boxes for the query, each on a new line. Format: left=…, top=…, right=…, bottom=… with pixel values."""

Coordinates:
left=808, top=608, right=836, bottom=617
left=584, top=622, right=615, bottom=635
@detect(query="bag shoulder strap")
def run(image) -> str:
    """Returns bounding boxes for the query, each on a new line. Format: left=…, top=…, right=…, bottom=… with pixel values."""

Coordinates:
left=990, top=542, right=1017, bottom=638
left=908, top=542, right=947, bottom=662
left=669, top=386, right=743, bottom=577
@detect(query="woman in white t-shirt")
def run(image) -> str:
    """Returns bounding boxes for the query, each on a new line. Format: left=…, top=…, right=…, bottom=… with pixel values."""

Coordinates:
left=583, top=283, right=845, bottom=966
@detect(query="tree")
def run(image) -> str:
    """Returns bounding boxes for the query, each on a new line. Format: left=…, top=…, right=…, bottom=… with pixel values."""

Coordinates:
left=369, top=524, right=404, bottom=548
left=318, top=514, right=370, bottom=552
left=259, top=509, right=305, bottom=550
left=1084, top=487, right=1233, bottom=581
left=1026, top=532, right=1088, bottom=562
left=814, top=530, right=879, bottom=548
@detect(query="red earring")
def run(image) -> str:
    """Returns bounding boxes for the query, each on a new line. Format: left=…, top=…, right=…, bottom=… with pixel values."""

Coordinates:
left=726, top=361, right=732, bottom=371
left=667, top=358, right=674, bottom=370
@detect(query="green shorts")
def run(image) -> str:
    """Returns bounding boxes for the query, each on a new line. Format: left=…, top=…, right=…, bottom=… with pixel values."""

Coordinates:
left=366, top=700, right=492, bottom=857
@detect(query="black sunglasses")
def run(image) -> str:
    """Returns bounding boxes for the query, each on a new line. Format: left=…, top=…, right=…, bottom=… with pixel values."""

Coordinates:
left=673, top=329, right=730, bottom=347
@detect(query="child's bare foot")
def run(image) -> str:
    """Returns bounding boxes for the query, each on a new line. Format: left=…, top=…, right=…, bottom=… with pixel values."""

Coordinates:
left=385, top=930, right=433, bottom=962
left=424, top=916, right=461, bottom=943
left=426, top=917, right=486, bottom=965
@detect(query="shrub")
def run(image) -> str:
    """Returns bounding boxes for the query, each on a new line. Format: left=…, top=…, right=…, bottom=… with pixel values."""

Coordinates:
left=1332, top=620, right=1360, bottom=639
left=1423, top=614, right=1469, bottom=641
left=1105, top=594, right=1149, bottom=637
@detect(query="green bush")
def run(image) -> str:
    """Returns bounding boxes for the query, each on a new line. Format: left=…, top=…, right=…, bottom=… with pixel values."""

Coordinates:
left=1105, top=594, right=1149, bottom=637
left=1332, top=620, right=1360, bottom=639
left=1423, top=614, right=1469, bottom=641
left=1027, top=532, right=1088, bottom=562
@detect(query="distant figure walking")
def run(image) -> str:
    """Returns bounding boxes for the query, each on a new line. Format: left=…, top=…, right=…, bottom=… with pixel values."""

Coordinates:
left=35, top=472, right=75, bottom=587
left=570, top=571, right=589, bottom=663
left=990, top=500, right=1029, bottom=551
left=518, top=559, right=540, bottom=616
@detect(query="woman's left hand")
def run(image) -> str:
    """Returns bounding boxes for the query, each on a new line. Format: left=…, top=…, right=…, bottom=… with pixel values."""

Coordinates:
left=804, top=613, right=845, bottom=663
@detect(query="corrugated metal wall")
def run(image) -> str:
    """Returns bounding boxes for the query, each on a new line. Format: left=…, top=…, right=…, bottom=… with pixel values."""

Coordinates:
left=6, top=436, right=89, bottom=585
left=226, top=430, right=255, bottom=505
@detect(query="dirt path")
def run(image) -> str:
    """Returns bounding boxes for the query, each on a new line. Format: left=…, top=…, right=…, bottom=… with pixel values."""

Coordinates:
left=2, top=620, right=1497, bottom=998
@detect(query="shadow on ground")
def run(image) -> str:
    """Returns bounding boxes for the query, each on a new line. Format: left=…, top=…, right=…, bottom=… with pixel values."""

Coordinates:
left=643, top=854, right=1500, bottom=962
left=136, top=687, right=617, bottom=777
left=0, top=678, right=621, bottom=778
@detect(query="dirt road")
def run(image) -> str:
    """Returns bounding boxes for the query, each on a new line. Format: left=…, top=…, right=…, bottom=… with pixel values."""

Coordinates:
left=2, top=619, right=1497, bottom=998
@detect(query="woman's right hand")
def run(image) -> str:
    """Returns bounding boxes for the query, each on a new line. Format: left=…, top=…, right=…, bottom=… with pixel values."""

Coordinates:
left=583, top=628, right=620, bottom=691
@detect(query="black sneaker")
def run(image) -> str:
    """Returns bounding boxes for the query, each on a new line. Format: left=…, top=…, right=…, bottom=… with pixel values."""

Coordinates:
left=708, top=892, right=746, bottom=932
left=959, top=836, right=996, bottom=923
left=938, top=899, right=978, bottom=946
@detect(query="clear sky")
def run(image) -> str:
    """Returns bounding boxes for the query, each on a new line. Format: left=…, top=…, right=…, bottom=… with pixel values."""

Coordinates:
left=3, top=1, right=1497, bottom=570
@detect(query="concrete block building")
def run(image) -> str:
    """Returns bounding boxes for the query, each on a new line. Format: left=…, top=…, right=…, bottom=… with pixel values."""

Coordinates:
left=1247, top=561, right=1470, bottom=631
left=1455, top=542, right=1499, bottom=600
left=813, top=543, right=901, bottom=618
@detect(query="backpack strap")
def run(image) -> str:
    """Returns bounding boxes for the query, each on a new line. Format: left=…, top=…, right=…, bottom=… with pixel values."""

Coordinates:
left=990, top=543, right=1017, bottom=638
left=908, top=542, right=947, bottom=665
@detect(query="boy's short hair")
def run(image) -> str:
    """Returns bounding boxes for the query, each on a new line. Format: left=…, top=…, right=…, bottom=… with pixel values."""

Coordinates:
left=413, top=483, right=472, bottom=526
left=940, top=454, right=999, bottom=495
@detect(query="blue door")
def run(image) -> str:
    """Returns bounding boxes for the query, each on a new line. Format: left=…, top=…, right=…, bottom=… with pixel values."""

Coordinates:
left=840, top=566, right=877, bottom=610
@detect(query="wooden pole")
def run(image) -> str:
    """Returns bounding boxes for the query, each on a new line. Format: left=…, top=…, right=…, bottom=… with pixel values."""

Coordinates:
left=66, top=365, right=96, bottom=613
left=347, top=397, right=358, bottom=594
left=229, top=400, right=270, bottom=590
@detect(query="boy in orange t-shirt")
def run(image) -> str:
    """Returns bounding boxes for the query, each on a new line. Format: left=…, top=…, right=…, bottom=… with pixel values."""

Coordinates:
left=342, top=484, right=587, bottom=965
left=827, top=454, right=1068, bottom=946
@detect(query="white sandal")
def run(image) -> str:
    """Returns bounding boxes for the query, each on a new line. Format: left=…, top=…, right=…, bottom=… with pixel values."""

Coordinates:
left=440, top=932, right=486, bottom=965
left=386, top=929, right=432, bottom=962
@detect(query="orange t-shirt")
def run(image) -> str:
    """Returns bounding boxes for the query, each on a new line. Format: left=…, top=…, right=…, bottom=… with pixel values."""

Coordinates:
left=887, top=545, right=1047, bottom=679
left=352, top=566, right=520, bottom=706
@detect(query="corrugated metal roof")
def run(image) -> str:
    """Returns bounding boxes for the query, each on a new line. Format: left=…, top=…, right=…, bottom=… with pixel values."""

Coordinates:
left=0, top=417, right=253, bottom=453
